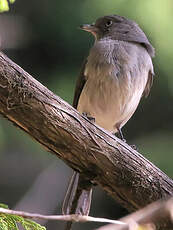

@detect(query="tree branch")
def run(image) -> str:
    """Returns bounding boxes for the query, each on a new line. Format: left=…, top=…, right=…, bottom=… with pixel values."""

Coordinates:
left=97, top=197, right=173, bottom=230
left=0, top=52, right=173, bottom=229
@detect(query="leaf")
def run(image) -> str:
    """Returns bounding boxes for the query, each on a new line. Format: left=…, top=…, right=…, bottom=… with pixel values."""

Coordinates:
left=0, top=218, right=8, bottom=230
left=0, top=0, right=9, bottom=13
left=0, top=203, right=46, bottom=230
left=0, top=0, right=15, bottom=13
left=20, top=218, right=46, bottom=230
left=3, top=216, right=18, bottom=230
left=0, top=204, right=8, bottom=209
left=0, top=213, right=46, bottom=230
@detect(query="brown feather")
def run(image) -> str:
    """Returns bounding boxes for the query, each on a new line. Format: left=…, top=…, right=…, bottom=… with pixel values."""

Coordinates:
left=143, top=70, right=154, bottom=98
left=73, top=60, right=87, bottom=109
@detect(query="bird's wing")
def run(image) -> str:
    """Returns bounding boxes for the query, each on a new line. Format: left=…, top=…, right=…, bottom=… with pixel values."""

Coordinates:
left=73, top=59, right=87, bottom=109
left=143, top=70, right=154, bottom=97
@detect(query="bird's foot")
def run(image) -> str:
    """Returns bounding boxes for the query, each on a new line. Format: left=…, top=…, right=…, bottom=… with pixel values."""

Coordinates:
left=130, top=144, right=138, bottom=150
left=116, top=126, right=126, bottom=142
left=82, top=112, right=95, bottom=123
left=114, top=126, right=138, bottom=149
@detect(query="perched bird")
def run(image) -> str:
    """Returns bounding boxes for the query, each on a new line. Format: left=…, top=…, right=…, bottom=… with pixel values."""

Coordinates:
left=62, top=14, right=155, bottom=229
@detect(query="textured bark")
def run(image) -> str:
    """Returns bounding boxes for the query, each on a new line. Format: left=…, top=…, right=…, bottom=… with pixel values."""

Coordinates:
left=0, top=52, right=172, bottom=229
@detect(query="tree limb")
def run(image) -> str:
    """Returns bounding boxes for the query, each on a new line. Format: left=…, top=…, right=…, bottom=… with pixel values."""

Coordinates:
left=0, top=52, right=172, bottom=229
left=97, top=197, right=173, bottom=230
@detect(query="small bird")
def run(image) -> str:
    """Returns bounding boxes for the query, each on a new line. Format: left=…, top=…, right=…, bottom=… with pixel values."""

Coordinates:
left=62, top=14, right=155, bottom=229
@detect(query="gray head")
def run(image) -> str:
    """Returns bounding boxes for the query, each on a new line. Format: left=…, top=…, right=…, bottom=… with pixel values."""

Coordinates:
left=80, top=15, right=155, bottom=57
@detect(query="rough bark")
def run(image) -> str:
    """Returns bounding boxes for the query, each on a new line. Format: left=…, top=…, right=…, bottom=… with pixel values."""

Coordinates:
left=0, top=52, right=172, bottom=229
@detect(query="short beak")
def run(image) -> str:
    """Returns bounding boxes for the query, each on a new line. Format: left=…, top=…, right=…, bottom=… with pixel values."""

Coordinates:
left=79, top=24, right=98, bottom=34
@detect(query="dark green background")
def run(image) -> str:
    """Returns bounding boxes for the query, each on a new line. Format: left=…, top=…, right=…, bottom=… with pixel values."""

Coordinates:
left=0, top=0, right=172, bottom=229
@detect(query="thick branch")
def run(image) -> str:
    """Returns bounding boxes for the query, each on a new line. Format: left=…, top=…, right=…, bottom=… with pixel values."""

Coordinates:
left=0, top=52, right=172, bottom=229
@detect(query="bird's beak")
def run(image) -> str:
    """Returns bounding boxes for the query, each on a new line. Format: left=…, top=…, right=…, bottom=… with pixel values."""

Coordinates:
left=79, top=24, right=98, bottom=37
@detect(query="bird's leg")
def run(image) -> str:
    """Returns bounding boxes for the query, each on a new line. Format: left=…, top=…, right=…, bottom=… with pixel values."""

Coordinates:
left=82, top=112, right=95, bottom=123
left=115, top=124, right=138, bottom=150
left=117, top=127, right=126, bottom=142
left=115, top=124, right=126, bottom=142
left=130, top=144, right=138, bottom=150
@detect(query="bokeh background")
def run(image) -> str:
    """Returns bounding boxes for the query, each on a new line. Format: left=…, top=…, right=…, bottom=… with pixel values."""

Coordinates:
left=0, top=0, right=173, bottom=229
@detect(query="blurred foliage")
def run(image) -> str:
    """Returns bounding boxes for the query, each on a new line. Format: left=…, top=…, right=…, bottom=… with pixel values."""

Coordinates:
left=0, top=0, right=15, bottom=12
left=0, top=204, right=45, bottom=230
left=0, top=0, right=173, bottom=229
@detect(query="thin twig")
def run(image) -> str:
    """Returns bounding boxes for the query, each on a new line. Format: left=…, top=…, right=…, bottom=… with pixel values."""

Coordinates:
left=97, top=197, right=173, bottom=230
left=0, top=208, right=125, bottom=225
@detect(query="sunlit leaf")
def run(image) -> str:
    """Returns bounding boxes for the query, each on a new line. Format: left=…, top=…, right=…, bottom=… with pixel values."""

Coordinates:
left=0, top=0, right=9, bottom=12
left=0, top=203, right=46, bottom=230
left=0, top=204, right=8, bottom=209
left=0, top=0, right=15, bottom=12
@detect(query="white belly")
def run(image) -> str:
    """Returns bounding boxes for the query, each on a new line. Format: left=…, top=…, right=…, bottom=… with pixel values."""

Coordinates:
left=76, top=40, right=153, bottom=133
left=77, top=72, right=148, bottom=133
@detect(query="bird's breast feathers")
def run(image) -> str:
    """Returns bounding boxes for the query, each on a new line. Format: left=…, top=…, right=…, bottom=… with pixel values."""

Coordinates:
left=77, top=39, right=153, bottom=132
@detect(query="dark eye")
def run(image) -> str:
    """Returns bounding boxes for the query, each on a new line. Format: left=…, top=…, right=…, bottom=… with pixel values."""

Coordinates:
left=105, top=20, right=113, bottom=27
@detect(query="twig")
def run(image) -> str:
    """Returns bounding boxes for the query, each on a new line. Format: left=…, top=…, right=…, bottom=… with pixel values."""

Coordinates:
left=0, top=208, right=125, bottom=225
left=97, top=197, right=173, bottom=230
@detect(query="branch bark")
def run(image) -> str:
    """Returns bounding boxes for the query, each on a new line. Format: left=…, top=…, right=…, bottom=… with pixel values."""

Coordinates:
left=0, top=52, right=172, bottom=229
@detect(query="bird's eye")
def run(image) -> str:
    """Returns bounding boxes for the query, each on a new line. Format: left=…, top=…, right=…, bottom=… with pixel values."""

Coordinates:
left=105, top=20, right=113, bottom=27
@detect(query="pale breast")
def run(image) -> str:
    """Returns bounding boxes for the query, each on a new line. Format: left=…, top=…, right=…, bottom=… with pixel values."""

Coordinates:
left=77, top=39, right=153, bottom=133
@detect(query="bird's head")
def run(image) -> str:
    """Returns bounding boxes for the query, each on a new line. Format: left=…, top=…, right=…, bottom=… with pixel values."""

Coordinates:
left=80, top=15, right=155, bottom=57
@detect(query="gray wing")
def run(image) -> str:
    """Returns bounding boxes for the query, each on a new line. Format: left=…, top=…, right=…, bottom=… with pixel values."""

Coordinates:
left=143, top=70, right=154, bottom=97
left=73, top=60, right=87, bottom=109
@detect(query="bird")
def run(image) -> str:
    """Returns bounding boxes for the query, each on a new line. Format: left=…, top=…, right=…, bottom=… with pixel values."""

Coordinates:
left=62, top=14, right=155, bottom=229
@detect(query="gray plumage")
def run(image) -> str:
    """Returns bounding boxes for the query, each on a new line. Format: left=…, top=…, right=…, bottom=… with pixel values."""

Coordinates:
left=63, top=15, right=155, bottom=229
left=74, top=15, right=154, bottom=133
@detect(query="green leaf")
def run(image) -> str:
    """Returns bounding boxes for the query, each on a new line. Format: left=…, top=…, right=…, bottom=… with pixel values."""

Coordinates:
left=0, top=204, right=8, bottom=209
left=3, top=216, right=18, bottom=230
left=0, top=212, right=46, bottom=230
left=0, top=0, right=15, bottom=12
left=0, top=0, right=9, bottom=12
left=0, top=203, right=46, bottom=230
left=0, top=218, right=8, bottom=230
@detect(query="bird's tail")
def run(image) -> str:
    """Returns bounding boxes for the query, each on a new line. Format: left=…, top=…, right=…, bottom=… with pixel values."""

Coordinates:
left=62, top=172, right=93, bottom=230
